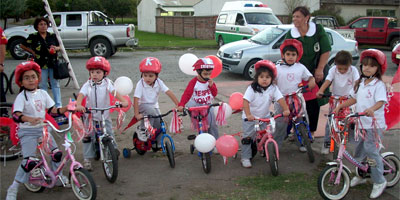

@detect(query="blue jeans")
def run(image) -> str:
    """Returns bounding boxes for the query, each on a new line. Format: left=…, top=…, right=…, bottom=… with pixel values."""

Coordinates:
left=40, top=68, right=62, bottom=107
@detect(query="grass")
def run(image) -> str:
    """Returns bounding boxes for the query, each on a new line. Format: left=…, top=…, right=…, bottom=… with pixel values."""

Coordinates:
left=114, top=17, right=137, bottom=25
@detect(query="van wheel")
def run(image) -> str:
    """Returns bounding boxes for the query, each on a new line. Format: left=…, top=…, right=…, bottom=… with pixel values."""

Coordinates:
left=244, top=59, right=259, bottom=80
left=218, top=36, right=224, bottom=47
left=390, top=37, right=399, bottom=49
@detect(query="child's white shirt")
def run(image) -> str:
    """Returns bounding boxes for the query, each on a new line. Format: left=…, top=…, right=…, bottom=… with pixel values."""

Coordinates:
left=134, top=78, right=169, bottom=108
left=80, top=78, right=115, bottom=121
left=242, top=84, right=283, bottom=119
left=326, top=65, right=359, bottom=96
left=276, top=62, right=313, bottom=95
left=350, top=78, right=387, bottom=129
left=13, top=89, right=55, bottom=128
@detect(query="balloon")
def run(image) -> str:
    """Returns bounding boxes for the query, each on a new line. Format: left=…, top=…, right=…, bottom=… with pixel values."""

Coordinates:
left=120, top=95, right=132, bottom=112
left=179, top=53, right=198, bottom=76
left=213, top=103, right=232, bottom=120
left=216, top=135, right=239, bottom=157
left=229, top=92, right=244, bottom=110
left=205, top=55, right=222, bottom=78
left=114, top=76, right=133, bottom=95
left=194, top=133, right=216, bottom=153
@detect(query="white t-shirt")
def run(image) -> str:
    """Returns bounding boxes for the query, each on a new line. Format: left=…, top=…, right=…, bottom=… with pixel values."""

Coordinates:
left=79, top=78, right=115, bottom=121
left=326, top=65, right=359, bottom=96
left=350, top=78, right=387, bottom=129
left=242, top=84, right=283, bottom=119
left=13, top=89, right=55, bottom=128
left=276, top=62, right=313, bottom=95
left=134, top=78, right=169, bottom=108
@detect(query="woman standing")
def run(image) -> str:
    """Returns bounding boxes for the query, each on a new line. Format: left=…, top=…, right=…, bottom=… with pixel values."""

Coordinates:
left=20, top=17, right=62, bottom=107
left=285, top=6, right=331, bottom=138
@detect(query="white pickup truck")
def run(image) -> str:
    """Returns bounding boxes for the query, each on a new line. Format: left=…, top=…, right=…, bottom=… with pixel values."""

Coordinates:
left=5, top=11, right=138, bottom=59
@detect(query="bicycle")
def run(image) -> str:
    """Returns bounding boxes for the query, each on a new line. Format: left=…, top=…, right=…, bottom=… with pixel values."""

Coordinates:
left=245, top=114, right=283, bottom=176
left=24, top=100, right=97, bottom=200
left=317, top=112, right=400, bottom=200
left=0, top=102, right=21, bottom=162
left=185, top=102, right=221, bottom=174
left=284, top=85, right=314, bottom=163
left=123, top=109, right=183, bottom=168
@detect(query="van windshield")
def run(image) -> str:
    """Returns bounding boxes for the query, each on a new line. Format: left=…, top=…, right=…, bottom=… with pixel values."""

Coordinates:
left=244, top=13, right=282, bottom=25
left=250, top=27, right=285, bottom=45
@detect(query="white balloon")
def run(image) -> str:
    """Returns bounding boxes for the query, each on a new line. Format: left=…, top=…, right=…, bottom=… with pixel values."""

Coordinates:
left=179, top=53, right=198, bottom=76
left=114, top=76, right=133, bottom=95
left=213, top=103, right=232, bottom=120
left=194, top=133, right=216, bottom=153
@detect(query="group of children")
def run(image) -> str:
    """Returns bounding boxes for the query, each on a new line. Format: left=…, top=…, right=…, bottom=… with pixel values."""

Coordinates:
left=6, top=37, right=389, bottom=199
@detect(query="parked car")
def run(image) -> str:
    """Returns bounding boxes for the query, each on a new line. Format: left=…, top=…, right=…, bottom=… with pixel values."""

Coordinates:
left=217, top=24, right=359, bottom=79
left=5, top=11, right=138, bottom=60
left=311, top=16, right=355, bottom=40
left=339, top=17, right=399, bottom=49
left=392, top=43, right=400, bottom=65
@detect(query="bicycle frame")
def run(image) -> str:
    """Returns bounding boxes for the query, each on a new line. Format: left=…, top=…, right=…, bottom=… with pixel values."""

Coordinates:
left=253, top=115, right=282, bottom=162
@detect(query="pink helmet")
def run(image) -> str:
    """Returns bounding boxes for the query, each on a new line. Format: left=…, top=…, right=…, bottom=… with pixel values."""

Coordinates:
left=139, top=57, right=162, bottom=73
left=86, top=56, right=111, bottom=75
left=360, top=49, right=387, bottom=75
left=193, top=58, right=214, bottom=70
left=280, top=39, right=303, bottom=62
left=254, top=60, right=277, bottom=78
left=15, top=61, right=41, bottom=87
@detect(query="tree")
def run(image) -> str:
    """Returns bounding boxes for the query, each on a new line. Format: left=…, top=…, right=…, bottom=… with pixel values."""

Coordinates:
left=0, top=0, right=26, bottom=29
left=104, top=0, right=135, bottom=20
left=283, top=0, right=305, bottom=23
left=26, top=0, right=47, bottom=17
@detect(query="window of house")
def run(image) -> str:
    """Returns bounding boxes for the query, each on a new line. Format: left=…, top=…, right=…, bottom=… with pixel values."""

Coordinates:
left=367, top=9, right=395, bottom=17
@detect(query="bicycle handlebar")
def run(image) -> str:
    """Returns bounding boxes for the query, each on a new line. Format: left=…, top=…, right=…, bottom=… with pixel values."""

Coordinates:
left=284, top=85, right=309, bottom=97
left=44, top=112, right=73, bottom=133
left=244, top=113, right=283, bottom=122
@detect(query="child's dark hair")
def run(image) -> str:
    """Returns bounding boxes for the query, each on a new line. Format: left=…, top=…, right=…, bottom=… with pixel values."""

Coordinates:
left=282, top=45, right=298, bottom=56
left=196, top=69, right=212, bottom=74
left=251, top=67, right=274, bottom=93
left=334, top=50, right=352, bottom=66
left=353, top=56, right=382, bottom=93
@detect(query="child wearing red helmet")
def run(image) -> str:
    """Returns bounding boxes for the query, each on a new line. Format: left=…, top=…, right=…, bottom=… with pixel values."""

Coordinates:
left=133, top=57, right=179, bottom=146
left=6, top=61, right=69, bottom=200
left=240, top=60, right=290, bottom=168
left=334, top=49, right=388, bottom=199
left=75, top=56, right=128, bottom=170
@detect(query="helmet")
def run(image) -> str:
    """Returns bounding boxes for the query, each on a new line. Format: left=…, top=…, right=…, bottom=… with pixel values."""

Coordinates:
left=254, top=60, right=277, bottom=78
left=15, top=61, right=41, bottom=87
left=193, top=58, right=214, bottom=71
left=360, top=49, right=387, bottom=75
left=280, top=39, right=303, bottom=62
left=139, top=57, right=162, bottom=73
left=86, top=56, right=111, bottom=75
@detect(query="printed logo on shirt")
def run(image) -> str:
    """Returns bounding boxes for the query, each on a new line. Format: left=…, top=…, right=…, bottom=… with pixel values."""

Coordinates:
left=287, top=73, right=294, bottom=81
left=314, top=42, right=320, bottom=52
left=34, top=100, right=42, bottom=112
left=347, top=79, right=353, bottom=85
left=366, top=89, right=372, bottom=99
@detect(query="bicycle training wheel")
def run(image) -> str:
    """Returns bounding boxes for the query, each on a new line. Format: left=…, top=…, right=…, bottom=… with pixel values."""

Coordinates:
left=102, top=140, right=118, bottom=183
left=70, top=168, right=97, bottom=200
left=298, top=124, right=314, bottom=163
left=201, top=152, right=211, bottom=174
left=317, top=165, right=350, bottom=200
left=165, top=140, right=175, bottom=168
left=383, top=154, right=400, bottom=187
left=267, top=143, right=279, bottom=176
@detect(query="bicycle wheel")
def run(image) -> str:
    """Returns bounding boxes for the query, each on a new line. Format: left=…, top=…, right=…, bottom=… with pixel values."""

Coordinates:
left=267, top=143, right=279, bottom=176
left=70, top=168, right=97, bottom=200
left=317, top=165, right=350, bottom=200
left=24, top=166, right=46, bottom=193
left=165, top=140, right=175, bottom=168
left=0, top=103, right=21, bottom=161
left=298, top=124, right=314, bottom=163
left=102, top=140, right=118, bottom=183
left=251, top=140, right=257, bottom=159
left=383, top=154, right=400, bottom=188
left=8, top=70, right=15, bottom=94
left=201, top=152, right=211, bottom=174
left=1, top=72, right=9, bottom=94
left=190, top=144, right=195, bottom=154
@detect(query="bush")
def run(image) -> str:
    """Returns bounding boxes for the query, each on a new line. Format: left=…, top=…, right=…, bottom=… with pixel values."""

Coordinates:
left=311, top=10, right=346, bottom=26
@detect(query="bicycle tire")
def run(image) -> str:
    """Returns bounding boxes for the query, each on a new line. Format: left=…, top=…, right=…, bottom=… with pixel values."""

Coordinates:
left=165, top=140, right=175, bottom=168
left=0, top=102, right=21, bottom=161
left=8, top=70, right=15, bottom=94
left=317, top=165, right=350, bottom=200
left=190, top=144, right=194, bottom=154
left=267, top=143, right=279, bottom=176
left=251, top=140, right=257, bottom=159
left=102, top=140, right=118, bottom=183
left=24, top=166, right=46, bottom=193
left=70, top=168, right=97, bottom=200
left=383, top=154, right=400, bottom=188
left=1, top=72, right=9, bottom=95
left=298, top=124, right=315, bottom=163
left=201, top=152, right=211, bottom=174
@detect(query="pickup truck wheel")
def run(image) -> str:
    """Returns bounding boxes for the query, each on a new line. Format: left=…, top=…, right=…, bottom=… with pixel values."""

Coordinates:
left=390, top=37, right=399, bottom=49
left=90, top=38, right=112, bottom=58
left=9, top=38, right=28, bottom=60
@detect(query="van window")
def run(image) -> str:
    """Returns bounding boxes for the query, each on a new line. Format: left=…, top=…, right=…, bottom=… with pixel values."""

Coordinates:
left=235, top=14, right=245, bottom=26
left=244, top=13, right=281, bottom=25
left=226, top=13, right=236, bottom=25
left=66, top=14, right=82, bottom=27
left=218, top=14, right=227, bottom=24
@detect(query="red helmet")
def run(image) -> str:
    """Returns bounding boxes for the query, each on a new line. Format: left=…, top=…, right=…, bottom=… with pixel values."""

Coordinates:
left=193, top=58, right=214, bottom=70
left=360, top=49, right=387, bottom=75
left=139, top=57, right=162, bottom=73
left=15, top=61, right=41, bottom=87
left=86, top=56, right=111, bottom=75
left=280, top=39, right=303, bottom=62
left=254, top=60, right=277, bottom=78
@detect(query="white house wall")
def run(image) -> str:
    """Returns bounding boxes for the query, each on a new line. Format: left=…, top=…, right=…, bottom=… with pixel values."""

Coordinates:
left=138, top=0, right=158, bottom=32
left=335, top=4, right=400, bottom=23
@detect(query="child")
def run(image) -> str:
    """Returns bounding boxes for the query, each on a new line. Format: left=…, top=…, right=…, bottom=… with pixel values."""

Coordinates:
left=177, top=58, right=219, bottom=140
left=133, top=57, right=179, bottom=147
left=76, top=56, right=128, bottom=171
left=317, top=50, right=359, bottom=154
left=275, top=39, right=316, bottom=152
left=6, top=61, right=69, bottom=200
left=333, top=49, right=388, bottom=199
left=241, top=60, right=290, bottom=168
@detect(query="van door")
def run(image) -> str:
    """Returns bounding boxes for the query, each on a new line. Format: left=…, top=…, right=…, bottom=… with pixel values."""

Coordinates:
left=61, top=14, right=87, bottom=48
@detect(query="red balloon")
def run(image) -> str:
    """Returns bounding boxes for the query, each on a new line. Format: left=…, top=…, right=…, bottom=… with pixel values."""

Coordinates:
left=206, top=55, right=222, bottom=79
left=229, top=92, right=244, bottom=110
left=215, top=135, right=239, bottom=157
left=110, top=95, right=132, bottom=113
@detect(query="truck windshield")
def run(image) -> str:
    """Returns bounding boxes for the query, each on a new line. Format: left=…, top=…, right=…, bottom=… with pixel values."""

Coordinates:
left=244, top=13, right=282, bottom=25
left=250, top=27, right=285, bottom=45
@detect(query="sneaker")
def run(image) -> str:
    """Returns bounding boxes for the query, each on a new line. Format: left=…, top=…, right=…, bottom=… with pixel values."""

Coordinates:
left=56, top=175, right=70, bottom=187
left=83, top=159, right=92, bottom=171
left=370, top=180, right=387, bottom=199
left=288, top=133, right=295, bottom=141
left=321, top=142, right=330, bottom=155
left=350, top=176, right=367, bottom=187
left=6, top=186, right=18, bottom=200
left=241, top=159, right=252, bottom=168
left=299, top=146, right=307, bottom=152
left=136, top=127, right=148, bottom=142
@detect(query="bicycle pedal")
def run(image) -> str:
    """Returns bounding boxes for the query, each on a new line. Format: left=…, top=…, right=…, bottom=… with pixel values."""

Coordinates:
left=187, top=135, right=196, bottom=140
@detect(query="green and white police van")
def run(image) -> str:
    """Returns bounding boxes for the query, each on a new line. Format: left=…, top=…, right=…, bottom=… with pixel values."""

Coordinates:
left=215, top=1, right=281, bottom=47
